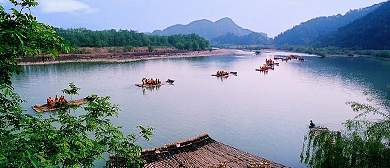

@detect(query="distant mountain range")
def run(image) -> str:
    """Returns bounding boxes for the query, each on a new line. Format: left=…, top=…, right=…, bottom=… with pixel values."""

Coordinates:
left=273, top=3, right=381, bottom=46
left=150, top=17, right=269, bottom=45
left=211, top=32, right=271, bottom=45
left=148, top=1, right=389, bottom=50
left=151, top=17, right=255, bottom=40
left=318, top=1, right=390, bottom=50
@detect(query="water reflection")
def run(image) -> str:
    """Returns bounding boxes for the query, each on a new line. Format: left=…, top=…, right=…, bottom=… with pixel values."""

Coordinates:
left=12, top=51, right=390, bottom=168
left=214, top=75, right=229, bottom=82
left=257, top=70, right=269, bottom=75
left=142, top=85, right=161, bottom=95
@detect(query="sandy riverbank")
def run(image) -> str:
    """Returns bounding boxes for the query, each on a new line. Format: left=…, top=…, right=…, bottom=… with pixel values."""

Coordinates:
left=18, top=48, right=237, bottom=66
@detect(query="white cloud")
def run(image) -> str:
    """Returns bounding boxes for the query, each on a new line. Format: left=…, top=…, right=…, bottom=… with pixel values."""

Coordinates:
left=0, top=0, right=6, bottom=3
left=40, top=0, right=98, bottom=14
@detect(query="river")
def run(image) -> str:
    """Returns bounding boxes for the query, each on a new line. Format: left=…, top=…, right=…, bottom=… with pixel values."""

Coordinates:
left=12, top=50, right=390, bottom=167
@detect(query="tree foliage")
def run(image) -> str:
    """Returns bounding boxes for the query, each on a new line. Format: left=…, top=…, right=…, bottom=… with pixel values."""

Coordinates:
left=0, top=0, right=69, bottom=85
left=62, top=82, right=80, bottom=100
left=1, top=85, right=154, bottom=167
left=301, top=89, right=390, bottom=168
left=56, top=28, right=210, bottom=50
left=0, top=1, right=153, bottom=167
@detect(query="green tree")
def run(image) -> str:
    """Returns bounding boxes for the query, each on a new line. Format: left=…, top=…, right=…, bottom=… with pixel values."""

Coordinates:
left=147, top=46, right=154, bottom=52
left=62, top=82, right=80, bottom=100
left=174, top=42, right=184, bottom=50
left=123, top=45, right=134, bottom=52
left=301, top=88, right=390, bottom=167
left=0, top=1, right=153, bottom=167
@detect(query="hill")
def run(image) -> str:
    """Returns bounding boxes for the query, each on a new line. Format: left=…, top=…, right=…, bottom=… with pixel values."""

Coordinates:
left=318, top=1, right=390, bottom=50
left=273, top=3, right=381, bottom=46
left=211, top=32, right=271, bottom=45
left=151, top=17, right=260, bottom=40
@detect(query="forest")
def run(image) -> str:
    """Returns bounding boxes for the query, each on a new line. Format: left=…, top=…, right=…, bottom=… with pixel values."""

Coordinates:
left=317, top=1, right=390, bottom=50
left=274, top=1, right=390, bottom=51
left=273, top=3, right=380, bottom=46
left=56, top=28, right=210, bottom=50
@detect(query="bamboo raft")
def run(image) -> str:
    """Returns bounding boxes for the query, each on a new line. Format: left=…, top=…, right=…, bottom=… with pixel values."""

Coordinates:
left=32, top=98, right=88, bottom=112
left=109, top=134, right=289, bottom=168
left=135, top=82, right=172, bottom=88
left=255, top=68, right=268, bottom=72
left=310, top=126, right=328, bottom=132
left=267, top=62, right=279, bottom=66
left=211, top=74, right=230, bottom=77
left=256, top=67, right=274, bottom=71
left=310, top=126, right=330, bottom=137
left=211, top=71, right=238, bottom=77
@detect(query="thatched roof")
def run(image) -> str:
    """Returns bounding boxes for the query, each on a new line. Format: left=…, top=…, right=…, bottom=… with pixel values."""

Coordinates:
left=110, top=134, right=289, bottom=168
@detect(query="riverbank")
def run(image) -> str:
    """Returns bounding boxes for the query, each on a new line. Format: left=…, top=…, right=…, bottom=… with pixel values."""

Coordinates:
left=18, top=48, right=237, bottom=65
left=274, top=49, right=390, bottom=60
left=276, top=45, right=390, bottom=59
left=260, top=49, right=319, bottom=57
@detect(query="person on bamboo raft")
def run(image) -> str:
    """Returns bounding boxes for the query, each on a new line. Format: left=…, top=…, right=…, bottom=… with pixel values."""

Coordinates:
left=47, top=97, right=55, bottom=108
left=47, top=95, right=67, bottom=108
left=144, top=78, right=161, bottom=85
left=54, top=95, right=59, bottom=104
left=309, top=120, right=315, bottom=128
left=216, top=71, right=229, bottom=76
left=59, top=95, right=67, bottom=104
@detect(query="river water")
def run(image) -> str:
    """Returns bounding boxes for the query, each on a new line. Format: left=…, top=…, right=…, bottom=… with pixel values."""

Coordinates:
left=13, top=50, right=390, bottom=167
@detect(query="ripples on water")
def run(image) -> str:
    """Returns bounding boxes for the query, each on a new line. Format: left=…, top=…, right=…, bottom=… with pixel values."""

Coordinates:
left=13, top=51, right=390, bottom=167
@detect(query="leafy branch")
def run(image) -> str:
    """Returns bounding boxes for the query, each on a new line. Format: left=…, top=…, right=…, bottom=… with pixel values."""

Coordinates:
left=62, top=82, right=80, bottom=100
left=301, top=87, right=390, bottom=167
left=0, top=1, right=153, bottom=167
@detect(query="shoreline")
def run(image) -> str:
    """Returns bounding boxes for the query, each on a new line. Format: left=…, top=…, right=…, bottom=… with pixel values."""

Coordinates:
left=260, top=49, right=320, bottom=57
left=273, top=49, right=390, bottom=60
left=18, top=49, right=238, bottom=66
left=21, top=47, right=387, bottom=66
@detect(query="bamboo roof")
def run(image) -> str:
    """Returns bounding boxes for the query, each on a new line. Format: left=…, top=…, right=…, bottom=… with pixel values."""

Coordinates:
left=110, top=134, right=289, bottom=168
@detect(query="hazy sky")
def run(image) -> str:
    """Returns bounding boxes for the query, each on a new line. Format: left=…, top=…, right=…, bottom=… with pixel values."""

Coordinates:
left=1, top=0, right=387, bottom=37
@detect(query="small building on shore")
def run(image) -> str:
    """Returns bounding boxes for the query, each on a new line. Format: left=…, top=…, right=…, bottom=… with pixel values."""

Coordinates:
left=110, top=134, right=289, bottom=168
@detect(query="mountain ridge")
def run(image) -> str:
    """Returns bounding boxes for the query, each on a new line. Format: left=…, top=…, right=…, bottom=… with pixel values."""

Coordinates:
left=273, top=3, right=382, bottom=46
left=151, top=17, right=266, bottom=40
left=318, top=1, right=390, bottom=50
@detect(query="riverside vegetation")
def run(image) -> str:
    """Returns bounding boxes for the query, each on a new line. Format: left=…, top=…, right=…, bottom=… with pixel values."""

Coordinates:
left=56, top=28, right=210, bottom=51
left=301, top=87, right=390, bottom=167
left=0, top=0, right=152, bottom=167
